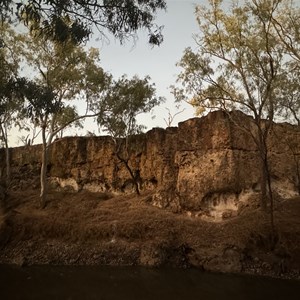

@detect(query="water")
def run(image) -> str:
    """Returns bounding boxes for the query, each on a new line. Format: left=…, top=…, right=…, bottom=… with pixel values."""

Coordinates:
left=0, top=265, right=299, bottom=300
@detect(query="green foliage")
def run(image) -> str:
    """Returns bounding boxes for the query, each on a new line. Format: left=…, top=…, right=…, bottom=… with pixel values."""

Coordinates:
left=11, top=27, right=114, bottom=206
left=267, top=0, right=300, bottom=61
left=0, top=22, right=25, bottom=144
left=15, top=78, right=57, bottom=125
left=173, top=0, right=287, bottom=121
left=173, top=0, right=300, bottom=125
left=0, top=23, right=20, bottom=104
left=1, top=0, right=166, bottom=45
left=55, top=105, right=84, bottom=132
left=278, top=61, right=300, bottom=125
left=18, top=33, right=109, bottom=141
left=95, top=75, right=164, bottom=139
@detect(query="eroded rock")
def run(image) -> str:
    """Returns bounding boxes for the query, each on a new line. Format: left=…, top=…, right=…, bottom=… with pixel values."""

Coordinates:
left=2, top=111, right=300, bottom=217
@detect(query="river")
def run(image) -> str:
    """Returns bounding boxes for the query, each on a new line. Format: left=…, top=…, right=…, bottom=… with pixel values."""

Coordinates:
left=0, top=265, right=299, bottom=299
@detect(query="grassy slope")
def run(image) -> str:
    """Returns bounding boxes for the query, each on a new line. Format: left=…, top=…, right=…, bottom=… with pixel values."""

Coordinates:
left=0, top=189, right=300, bottom=279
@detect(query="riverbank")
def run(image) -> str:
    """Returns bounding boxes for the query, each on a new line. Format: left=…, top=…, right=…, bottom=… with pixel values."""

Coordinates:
left=0, top=189, right=300, bottom=279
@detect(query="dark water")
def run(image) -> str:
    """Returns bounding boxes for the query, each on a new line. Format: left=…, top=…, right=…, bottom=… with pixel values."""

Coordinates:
left=0, top=265, right=299, bottom=300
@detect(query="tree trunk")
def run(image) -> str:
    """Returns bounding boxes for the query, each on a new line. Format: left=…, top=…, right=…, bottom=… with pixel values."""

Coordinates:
left=264, top=155, right=275, bottom=243
left=116, top=153, right=140, bottom=195
left=258, top=132, right=276, bottom=245
left=0, top=123, right=10, bottom=185
left=124, top=160, right=140, bottom=196
left=40, top=127, right=48, bottom=208
left=293, top=157, right=300, bottom=195
left=5, top=144, right=10, bottom=185
left=259, top=155, right=268, bottom=211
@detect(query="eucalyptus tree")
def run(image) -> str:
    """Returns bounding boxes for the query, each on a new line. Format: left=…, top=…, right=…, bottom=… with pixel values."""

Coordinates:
left=266, top=1, right=300, bottom=195
left=251, top=0, right=300, bottom=125
left=267, top=0, right=300, bottom=63
left=172, top=0, right=296, bottom=235
left=0, top=23, right=25, bottom=184
left=95, top=75, right=164, bottom=195
left=20, top=34, right=111, bottom=207
left=0, top=0, right=166, bottom=46
left=275, top=61, right=300, bottom=195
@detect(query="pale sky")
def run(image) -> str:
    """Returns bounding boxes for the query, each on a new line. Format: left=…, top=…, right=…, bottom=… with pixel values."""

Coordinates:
left=10, top=0, right=204, bottom=146
left=83, top=0, right=201, bottom=136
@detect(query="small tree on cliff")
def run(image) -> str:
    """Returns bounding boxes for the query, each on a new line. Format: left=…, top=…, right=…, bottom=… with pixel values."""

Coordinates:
left=19, top=34, right=111, bottom=208
left=172, top=0, right=296, bottom=236
left=94, top=75, right=164, bottom=195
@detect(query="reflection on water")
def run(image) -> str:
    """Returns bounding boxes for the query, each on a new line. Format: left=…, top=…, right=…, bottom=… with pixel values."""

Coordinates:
left=0, top=265, right=299, bottom=300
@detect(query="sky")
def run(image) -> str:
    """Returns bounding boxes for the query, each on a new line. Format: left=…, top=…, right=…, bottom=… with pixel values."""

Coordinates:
left=10, top=0, right=204, bottom=146
left=82, top=0, right=201, bottom=136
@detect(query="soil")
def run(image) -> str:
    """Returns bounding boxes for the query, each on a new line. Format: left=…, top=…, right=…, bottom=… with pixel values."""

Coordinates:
left=0, top=188, right=300, bottom=279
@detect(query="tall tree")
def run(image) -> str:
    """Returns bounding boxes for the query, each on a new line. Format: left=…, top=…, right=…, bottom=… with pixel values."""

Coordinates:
left=19, top=33, right=111, bottom=207
left=0, top=0, right=166, bottom=45
left=95, top=75, right=164, bottom=195
left=267, top=1, right=300, bottom=196
left=0, top=23, right=24, bottom=184
left=172, top=0, right=293, bottom=236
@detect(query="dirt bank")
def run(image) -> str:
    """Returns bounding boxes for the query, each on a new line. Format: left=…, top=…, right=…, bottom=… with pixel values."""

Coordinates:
left=0, top=189, right=300, bottom=279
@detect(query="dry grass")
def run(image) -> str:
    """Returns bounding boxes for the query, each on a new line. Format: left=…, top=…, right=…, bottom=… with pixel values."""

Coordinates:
left=1, top=188, right=300, bottom=277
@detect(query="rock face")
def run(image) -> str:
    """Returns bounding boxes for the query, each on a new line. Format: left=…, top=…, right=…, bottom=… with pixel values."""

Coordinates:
left=1, top=111, right=300, bottom=216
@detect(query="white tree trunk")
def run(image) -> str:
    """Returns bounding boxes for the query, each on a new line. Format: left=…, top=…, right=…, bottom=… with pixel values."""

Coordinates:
left=0, top=123, right=10, bottom=184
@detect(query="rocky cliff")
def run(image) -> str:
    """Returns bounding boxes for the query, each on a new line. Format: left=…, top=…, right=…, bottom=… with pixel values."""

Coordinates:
left=1, top=110, right=300, bottom=217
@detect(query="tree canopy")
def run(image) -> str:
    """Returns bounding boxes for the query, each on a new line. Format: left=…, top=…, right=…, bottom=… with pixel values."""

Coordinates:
left=173, top=0, right=300, bottom=124
left=172, top=0, right=300, bottom=233
left=96, top=75, right=163, bottom=139
left=173, top=0, right=286, bottom=120
left=0, top=23, right=24, bottom=141
left=0, top=0, right=166, bottom=45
